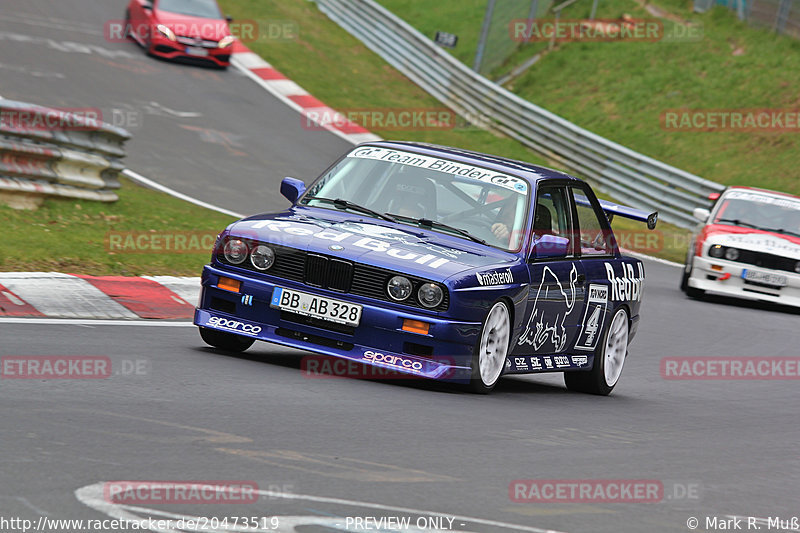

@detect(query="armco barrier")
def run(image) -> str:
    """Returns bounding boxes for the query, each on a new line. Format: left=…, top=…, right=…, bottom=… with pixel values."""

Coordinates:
left=0, top=99, right=129, bottom=209
left=316, top=0, right=725, bottom=228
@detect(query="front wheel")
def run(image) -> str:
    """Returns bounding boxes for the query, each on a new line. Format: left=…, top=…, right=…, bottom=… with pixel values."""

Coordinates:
left=199, top=327, right=255, bottom=353
left=469, top=301, right=511, bottom=394
left=564, top=307, right=629, bottom=396
left=680, top=261, right=705, bottom=298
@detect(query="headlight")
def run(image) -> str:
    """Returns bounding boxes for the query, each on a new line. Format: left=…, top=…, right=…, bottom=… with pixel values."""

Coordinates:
left=725, top=247, right=740, bottom=261
left=223, top=238, right=248, bottom=264
left=218, top=35, right=235, bottom=48
left=387, top=276, right=412, bottom=301
left=250, top=244, right=275, bottom=270
left=156, top=24, right=176, bottom=41
left=417, top=283, right=444, bottom=308
left=708, top=244, right=724, bottom=258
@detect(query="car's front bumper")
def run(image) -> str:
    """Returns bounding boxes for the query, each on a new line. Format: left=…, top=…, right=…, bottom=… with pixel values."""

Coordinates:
left=194, top=265, right=479, bottom=382
left=688, top=255, right=800, bottom=307
left=150, top=36, right=231, bottom=66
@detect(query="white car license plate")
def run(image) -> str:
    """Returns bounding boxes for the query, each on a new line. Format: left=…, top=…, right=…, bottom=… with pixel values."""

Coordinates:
left=185, top=46, right=208, bottom=56
left=270, top=287, right=362, bottom=327
left=742, top=269, right=788, bottom=287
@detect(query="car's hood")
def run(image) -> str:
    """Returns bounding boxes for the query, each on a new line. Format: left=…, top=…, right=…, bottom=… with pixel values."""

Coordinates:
left=704, top=225, right=800, bottom=259
left=154, top=10, right=230, bottom=40
left=225, top=208, right=519, bottom=281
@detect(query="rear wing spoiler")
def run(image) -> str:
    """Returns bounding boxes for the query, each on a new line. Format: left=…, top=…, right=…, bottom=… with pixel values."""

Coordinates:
left=576, top=196, right=659, bottom=230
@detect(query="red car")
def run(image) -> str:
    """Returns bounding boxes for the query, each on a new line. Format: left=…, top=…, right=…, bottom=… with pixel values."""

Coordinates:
left=125, top=0, right=235, bottom=68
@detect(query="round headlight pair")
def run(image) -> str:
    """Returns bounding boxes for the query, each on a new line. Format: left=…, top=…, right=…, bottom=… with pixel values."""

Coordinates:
left=223, top=239, right=274, bottom=271
left=708, top=245, right=740, bottom=261
left=386, top=276, right=444, bottom=308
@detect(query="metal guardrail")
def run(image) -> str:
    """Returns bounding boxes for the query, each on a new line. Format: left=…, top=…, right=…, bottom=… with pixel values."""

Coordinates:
left=0, top=99, right=130, bottom=209
left=316, top=0, right=725, bottom=228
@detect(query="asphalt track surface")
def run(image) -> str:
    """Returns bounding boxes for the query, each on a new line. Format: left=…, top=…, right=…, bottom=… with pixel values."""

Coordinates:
left=1, top=2, right=799, bottom=532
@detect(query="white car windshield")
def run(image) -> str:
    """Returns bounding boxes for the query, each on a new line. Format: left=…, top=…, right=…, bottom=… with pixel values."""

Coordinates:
left=157, top=0, right=222, bottom=19
left=713, top=190, right=800, bottom=237
left=301, top=146, right=530, bottom=251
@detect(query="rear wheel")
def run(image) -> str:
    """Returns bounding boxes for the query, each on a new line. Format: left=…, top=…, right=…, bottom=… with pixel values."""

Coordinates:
left=469, top=301, right=511, bottom=394
left=199, top=327, right=255, bottom=353
left=564, top=307, right=629, bottom=396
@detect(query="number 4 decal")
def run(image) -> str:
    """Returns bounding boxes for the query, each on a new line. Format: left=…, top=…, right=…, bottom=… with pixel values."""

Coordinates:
left=575, top=284, right=609, bottom=351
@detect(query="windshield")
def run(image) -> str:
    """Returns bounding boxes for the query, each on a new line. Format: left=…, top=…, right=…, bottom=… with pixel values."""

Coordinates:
left=300, top=146, right=530, bottom=251
left=156, top=0, right=222, bottom=19
left=713, top=190, right=800, bottom=236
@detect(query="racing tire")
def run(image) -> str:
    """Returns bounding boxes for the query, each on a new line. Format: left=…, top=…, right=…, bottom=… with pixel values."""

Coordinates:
left=564, top=307, right=629, bottom=396
left=680, top=263, right=705, bottom=299
left=199, top=327, right=255, bottom=353
left=469, top=300, right=512, bottom=394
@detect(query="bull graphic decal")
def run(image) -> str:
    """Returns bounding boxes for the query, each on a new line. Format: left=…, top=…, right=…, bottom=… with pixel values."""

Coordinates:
left=518, top=264, right=578, bottom=351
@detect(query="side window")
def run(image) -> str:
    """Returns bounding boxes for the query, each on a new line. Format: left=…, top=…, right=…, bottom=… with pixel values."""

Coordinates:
left=532, top=186, right=572, bottom=258
left=571, top=188, right=613, bottom=256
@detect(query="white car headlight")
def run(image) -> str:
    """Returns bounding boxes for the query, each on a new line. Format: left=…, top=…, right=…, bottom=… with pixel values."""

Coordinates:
left=223, top=238, right=248, bottom=264
left=387, top=276, right=412, bottom=301
left=218, top=35, right=235, bottom=48
left=156, top=24, right=176, bottom=41
left=417, top=283, right=444, bottom=308
left=725, top=247, right=740, bottom=261
left=708, top=244, right=724, bottom=258
left=250, top=245, right=275, bottom=271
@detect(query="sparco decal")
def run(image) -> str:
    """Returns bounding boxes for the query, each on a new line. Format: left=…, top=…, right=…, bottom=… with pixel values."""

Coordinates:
left=246, top=221, right=451, bottom=269
left=574, top=284, right=609, bottom=351
left=518, top=264, right=578, bottom=351
left=476, top=268, right=514, bottom=286
left=605, top=262, right=645, bottom=302
left=207, top=316, right=262, bottom=336
left=363, top=350, right=424, bottom=372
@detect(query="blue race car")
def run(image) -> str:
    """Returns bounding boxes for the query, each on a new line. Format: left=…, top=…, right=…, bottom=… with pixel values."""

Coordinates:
left=195, top=142, right=658, bottom=394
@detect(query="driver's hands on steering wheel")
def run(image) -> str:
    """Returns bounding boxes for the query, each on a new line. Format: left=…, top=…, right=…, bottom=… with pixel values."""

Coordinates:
left=491, top=222, right=510, bottom=240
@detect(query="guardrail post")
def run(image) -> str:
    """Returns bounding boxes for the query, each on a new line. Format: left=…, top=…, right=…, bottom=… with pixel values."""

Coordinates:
left=473, top=0, right=496, bottom=73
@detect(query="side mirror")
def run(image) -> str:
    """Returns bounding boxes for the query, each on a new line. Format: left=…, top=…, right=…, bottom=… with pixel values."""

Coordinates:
left=225, top=15, right=233, bottom=23
left=693, top=207, right=710, bottom=222
left=531, top=234, right=570, bottom=259
left=280, top=177, right=306, bottom=205
left=143, top=0, right=153, bottom=10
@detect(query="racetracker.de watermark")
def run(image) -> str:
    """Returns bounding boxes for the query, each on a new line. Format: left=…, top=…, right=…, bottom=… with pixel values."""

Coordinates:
left=661, top=109, right=800, bottom=132
left=301, top=108, right=460, bottom=132
left=0, top=108, right=103, bottom=132
left=510, top=479, right=700, bottom=503
left=509, top=18, right=702, bottom=43
left=1, top=356, right=149, bottom=379
left=661, top=357, right=800, bottom=380
left=103, top=19, right=298, bottom=44
left=106, top=231, right=218, bottom=254
left=103, top=481, right=259, bottom=504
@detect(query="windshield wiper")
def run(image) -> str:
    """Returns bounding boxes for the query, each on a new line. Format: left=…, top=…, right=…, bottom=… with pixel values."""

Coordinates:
left=716, top=218, right=761, bottom=229
left=761, top=227, right=800, bottom=238
left=389, top=214, right=487, bottom=245
left=304, top=197, right=396, bottom=222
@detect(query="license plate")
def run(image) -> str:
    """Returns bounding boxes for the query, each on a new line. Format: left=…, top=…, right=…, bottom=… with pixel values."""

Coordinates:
left=185, top=46, right=208, bottom=56
left=742, top=269, right=788, bottom=287
left=270, top=287, right=362, bottom=327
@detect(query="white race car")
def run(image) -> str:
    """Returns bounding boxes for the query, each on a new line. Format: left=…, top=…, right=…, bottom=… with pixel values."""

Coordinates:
left=682, top=186, right=800, bottom=306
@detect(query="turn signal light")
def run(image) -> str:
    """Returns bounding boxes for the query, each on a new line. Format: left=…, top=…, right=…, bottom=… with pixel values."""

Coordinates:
left=711, top=265, right=723, bottom=271
left=218, top=276, right=241, bottom=293
left=402, top=319, right=430, bottom=335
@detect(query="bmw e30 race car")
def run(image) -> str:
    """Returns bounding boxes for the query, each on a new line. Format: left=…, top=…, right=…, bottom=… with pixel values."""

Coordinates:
left=682, top=186, right=800, bottom=306
left=194, top=142, right=658, bottom=394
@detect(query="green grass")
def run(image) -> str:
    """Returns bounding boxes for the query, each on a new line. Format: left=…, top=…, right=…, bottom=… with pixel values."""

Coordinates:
left=0, top=178, right=235, bottom=275
left=378, top=0, right=800, bottom=197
